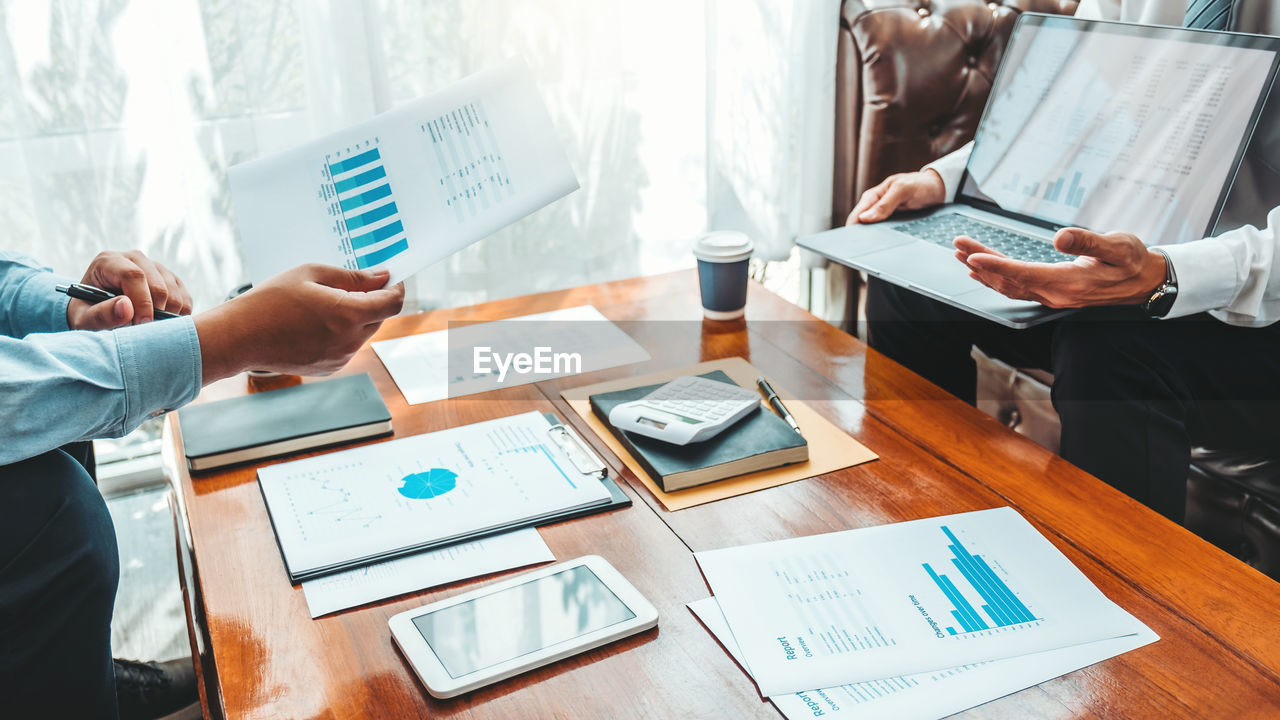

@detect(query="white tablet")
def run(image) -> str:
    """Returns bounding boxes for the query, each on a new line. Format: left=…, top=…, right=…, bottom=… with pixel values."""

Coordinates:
left=389, top=555, right=659, bottom=698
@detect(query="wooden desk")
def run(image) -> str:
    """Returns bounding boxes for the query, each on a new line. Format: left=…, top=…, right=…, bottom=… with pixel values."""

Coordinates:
left=169, top=270, right=1280, bottom=719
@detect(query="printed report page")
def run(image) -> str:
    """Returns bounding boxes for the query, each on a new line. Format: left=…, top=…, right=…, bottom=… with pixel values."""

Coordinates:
left=688, top=597, right=1156, bottom=720
left=230, top=60, right=578, bottom=286
left=694, top=507, right=1146, bottom=697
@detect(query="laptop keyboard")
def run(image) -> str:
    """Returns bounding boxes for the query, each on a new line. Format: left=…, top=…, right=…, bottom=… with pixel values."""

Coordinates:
left=895, top=213, right=1076, bottom=264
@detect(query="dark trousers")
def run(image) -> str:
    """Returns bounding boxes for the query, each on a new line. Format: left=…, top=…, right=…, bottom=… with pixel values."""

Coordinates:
left=0, top=444, right=119, bottom=719
left=866, top=277, right=1280, bottom=523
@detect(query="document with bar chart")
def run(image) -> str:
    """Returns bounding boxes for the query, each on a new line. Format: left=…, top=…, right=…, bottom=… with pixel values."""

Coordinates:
left=694, top=507, right=1148, bottom=697
left=688, top=596, right=1156, bottom=720
left=229, top=60, right=578, bottom=286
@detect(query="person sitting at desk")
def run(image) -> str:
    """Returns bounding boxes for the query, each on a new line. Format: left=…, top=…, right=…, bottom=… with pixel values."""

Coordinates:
left=0, top=249, right=404, bottom=720
left=845, top=0, right=1280, bottom=523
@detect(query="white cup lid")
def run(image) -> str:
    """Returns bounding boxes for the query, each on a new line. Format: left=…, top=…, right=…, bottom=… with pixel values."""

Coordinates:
left=693, top=230, right=754, bottom=263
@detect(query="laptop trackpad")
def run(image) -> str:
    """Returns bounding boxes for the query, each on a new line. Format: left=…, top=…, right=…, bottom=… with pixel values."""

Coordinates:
left=860, top=242, right=975, bottom=296
left=953, top=283, right=1056, bottom=326
left=802, top=225, right=916, bottom=260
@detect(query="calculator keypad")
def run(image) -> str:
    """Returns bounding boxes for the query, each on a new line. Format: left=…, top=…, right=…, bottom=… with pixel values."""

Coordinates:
left=640, top=376, right=760, bottom=424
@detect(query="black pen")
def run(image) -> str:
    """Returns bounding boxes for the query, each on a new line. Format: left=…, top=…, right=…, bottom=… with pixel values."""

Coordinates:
left=55, top=282, right=179, bottom=320
left=757, top=377, right=802, bottom=436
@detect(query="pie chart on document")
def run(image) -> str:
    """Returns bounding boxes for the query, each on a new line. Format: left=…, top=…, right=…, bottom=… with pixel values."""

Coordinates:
left=398, top=468, right=458, bottom=500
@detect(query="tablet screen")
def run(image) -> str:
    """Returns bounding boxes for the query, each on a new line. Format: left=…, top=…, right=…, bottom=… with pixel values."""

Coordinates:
left=412, top=564, right=637, bottom=678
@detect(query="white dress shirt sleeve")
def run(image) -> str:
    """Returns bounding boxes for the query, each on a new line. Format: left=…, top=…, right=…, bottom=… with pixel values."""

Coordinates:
left=922, top=141, right=974, bottom=203
left=1160, top=206, right=1280, bottom=325
left=1074, top=0, right=1120, bottom=22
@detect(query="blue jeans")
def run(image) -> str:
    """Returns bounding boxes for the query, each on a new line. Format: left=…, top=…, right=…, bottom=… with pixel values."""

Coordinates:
left=0, top=445, right=120, bottom=719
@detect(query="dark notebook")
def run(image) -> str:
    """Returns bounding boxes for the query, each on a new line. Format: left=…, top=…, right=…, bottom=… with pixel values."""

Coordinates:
left=589, top=371, right=808, bottom=491
left=178, top=373, right=393, bottom=472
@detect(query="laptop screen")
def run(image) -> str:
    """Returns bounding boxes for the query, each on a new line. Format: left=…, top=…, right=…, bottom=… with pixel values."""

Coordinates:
left=959, top=15, right=1280, bottom=246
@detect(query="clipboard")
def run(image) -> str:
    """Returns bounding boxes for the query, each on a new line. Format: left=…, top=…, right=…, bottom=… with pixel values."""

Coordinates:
left=261, top=412, right=631, bottom=584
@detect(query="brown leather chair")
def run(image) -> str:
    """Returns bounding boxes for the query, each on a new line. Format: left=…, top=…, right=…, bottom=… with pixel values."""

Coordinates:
left=833, top=0, right=1280, bottom=580
left=833, top=0, right=1079, bottom=225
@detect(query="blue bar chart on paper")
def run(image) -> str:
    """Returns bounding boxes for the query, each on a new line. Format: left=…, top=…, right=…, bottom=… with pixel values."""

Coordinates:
left=323, top=143, right=410, bottom=270
left=923, top=525, right=1039, bottom=636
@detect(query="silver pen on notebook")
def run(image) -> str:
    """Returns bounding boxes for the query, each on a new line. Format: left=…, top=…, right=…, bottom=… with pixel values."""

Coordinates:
left=756, top=377, right=802, bottom=436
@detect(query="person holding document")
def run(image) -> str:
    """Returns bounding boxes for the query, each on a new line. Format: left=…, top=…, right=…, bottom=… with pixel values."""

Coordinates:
left=846, top=0, right=1280, bottom=523
left=0, top=248, right=404, bottom=719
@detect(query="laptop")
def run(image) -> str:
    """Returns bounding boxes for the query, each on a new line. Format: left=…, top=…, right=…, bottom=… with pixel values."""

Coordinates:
left=799, top=13, right=1280, bottom=328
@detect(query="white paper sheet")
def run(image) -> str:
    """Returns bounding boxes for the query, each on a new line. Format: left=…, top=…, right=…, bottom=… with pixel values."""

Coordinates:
left=303, top=528, right=554, bottom=618
left=688, top=597, right=1157, bottom=720
left=371, top=305, right=650, bottom=404
left=257, top=411, right=610, bottom=577
left=230, top=60, right=577, bottom=286
left=694, top=507, right=1145, bottom=696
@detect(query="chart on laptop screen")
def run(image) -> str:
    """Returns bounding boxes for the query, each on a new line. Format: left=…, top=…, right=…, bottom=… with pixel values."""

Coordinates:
left=964, top=21, right=1277, bottom=245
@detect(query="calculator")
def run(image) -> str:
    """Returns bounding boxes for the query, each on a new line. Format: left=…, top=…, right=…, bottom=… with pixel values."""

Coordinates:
left=608, top=376, right=762, bottom=445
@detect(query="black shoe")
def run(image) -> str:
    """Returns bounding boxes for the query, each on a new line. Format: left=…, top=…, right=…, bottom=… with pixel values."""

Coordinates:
left=113, top=657, right=198, bottom=720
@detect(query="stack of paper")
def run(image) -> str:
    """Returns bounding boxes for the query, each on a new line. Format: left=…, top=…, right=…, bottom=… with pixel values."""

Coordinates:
left=691, top=507, right=1157, bottom=719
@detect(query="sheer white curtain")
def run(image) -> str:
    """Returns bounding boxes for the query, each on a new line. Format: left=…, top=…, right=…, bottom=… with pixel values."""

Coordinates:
left=706, top=0, right=840, bottom=263
left=363, top=0, right=707, bottom=309
left=0, top=0, right=709, bottom=312
left=1, top=0, right=310, bottom=310
left=0, top=0, right=836, bottom=315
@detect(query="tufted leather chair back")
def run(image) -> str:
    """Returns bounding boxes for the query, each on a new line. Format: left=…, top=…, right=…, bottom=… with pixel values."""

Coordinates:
left=833, top=0, right=1079, bottom=224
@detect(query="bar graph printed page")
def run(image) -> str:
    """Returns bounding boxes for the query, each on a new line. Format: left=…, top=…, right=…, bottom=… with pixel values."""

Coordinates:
left=230, top=60, right=577, bottom=286
left=689, top=597, right=1155, bottom=720
left=257, top=411, right=609, bottom=578
left=694, top=507, right=1146, bottom=697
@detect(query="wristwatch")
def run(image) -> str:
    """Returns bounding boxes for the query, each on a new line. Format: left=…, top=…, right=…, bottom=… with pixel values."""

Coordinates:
left=1142, top=248, right=1178, bottom=318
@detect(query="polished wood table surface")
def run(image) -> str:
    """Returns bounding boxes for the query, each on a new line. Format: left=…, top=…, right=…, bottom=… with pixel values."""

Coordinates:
left=168, top=270, right=1280, bottom=719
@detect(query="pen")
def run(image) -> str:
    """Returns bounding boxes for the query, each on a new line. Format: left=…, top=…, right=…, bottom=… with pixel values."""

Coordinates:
left=55, top=282, right=180, bottom=320
left=757, top=377, right=802, bottom=436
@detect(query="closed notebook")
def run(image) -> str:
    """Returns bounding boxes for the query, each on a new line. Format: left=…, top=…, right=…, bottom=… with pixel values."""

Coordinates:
left=178, top=373, right=392, bottom=472
left=589, top=371, right=808, bottom=491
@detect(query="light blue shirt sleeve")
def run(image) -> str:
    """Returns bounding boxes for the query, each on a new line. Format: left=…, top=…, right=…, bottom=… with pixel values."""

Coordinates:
left=0, top=252, right=204, bottom=465
left=0, top=251, right=75, bottom=337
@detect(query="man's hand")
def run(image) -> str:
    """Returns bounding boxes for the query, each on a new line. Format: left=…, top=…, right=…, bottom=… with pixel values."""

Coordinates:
left=67, top=250, right=193, bottom=329
left=955, top=228, right=1168, bottom=308
left=195, top=264, right=405, bottom=382
left=845, top=170, right=947, bottom=225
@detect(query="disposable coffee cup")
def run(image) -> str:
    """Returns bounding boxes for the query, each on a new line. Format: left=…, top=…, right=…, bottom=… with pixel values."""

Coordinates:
left=694, top=231, right=753, bottom=320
